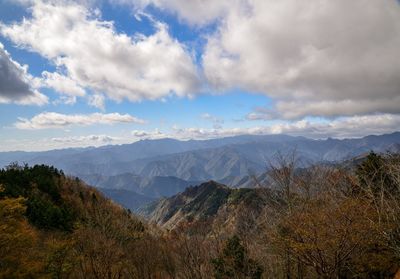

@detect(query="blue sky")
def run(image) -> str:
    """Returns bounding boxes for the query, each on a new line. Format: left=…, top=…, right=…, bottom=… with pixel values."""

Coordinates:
left=0, top=0, right=400, bottom=151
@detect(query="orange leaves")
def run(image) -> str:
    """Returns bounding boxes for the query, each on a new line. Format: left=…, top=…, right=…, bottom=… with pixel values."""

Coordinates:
left=274, top=196, right=391, bottom=277
left=0, top=196, right=43, bottom=278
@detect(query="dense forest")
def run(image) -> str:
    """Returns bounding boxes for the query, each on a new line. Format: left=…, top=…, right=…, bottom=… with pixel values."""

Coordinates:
left=1, top=152, right=400, bottom=278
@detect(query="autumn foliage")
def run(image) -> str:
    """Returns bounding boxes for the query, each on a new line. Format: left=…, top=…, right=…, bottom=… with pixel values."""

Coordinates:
left=1, top=152, right=400, bottom=278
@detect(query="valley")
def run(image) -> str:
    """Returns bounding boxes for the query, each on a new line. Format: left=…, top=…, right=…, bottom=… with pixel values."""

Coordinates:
left=2, top=132, right=399, bottom=212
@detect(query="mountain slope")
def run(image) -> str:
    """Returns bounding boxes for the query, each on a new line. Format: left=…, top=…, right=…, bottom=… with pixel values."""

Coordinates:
left=140, top=181, right=272, bottom=230
left=0, top=164, right=145, bottom=232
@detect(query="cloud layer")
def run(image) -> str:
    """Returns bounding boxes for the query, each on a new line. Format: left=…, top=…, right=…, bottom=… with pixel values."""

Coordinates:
left=3, top=0, right=400, bottom=120
left=40, top=71, right=86, bottom=105
left=1, top=0, right=400, bottom=151
left=115, top=0, right=400, bottom=119
left=115, top=0, right=232, bottom=25
left=0, top=42, right=48, bottom=105
left=5, top=113, right=400, bottom=151
left=170, top=114, right=400, bottom=140
left=202, top=0, right=400, bottom=119
left=51, top=134, right=118, bottom=144
left=1, top=1, right=200, bottom=104
left=15, top=112, right=145, bottom=129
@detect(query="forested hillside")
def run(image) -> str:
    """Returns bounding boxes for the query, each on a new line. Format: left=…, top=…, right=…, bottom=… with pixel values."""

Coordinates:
left=0, top=164, right=165, bottom=278
left=1, top=152, right=400, bottom=278
left=143, top=152, right=400, bottom=278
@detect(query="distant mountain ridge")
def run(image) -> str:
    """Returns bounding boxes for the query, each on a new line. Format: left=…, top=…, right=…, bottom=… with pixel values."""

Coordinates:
left=1, top=132, right=399, bottom=209
left=0, top=135, right=300, bottom=173
left=110, top=132, right=400, bottom=181
left=3, top=132, right=398, bottom=178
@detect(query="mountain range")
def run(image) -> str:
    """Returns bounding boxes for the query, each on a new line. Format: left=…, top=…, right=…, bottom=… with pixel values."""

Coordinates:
left=1, top=132, right=400, bottom=209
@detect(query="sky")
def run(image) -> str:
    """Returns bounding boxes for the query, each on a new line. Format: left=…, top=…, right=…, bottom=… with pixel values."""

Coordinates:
left=0, top=0, right=400, bottom=151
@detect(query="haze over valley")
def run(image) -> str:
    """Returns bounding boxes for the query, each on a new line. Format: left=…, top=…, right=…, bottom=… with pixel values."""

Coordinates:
left=1, top=132, right=399, bottom=211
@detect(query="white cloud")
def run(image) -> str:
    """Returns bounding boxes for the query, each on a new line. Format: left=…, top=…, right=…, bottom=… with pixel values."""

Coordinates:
left=51, top=134, right=118, bottom=144
left=4, top=0, right=399, bottom=121
left=114, top=0, right=232, bottom=26
left=202, top=0, right=400, bottom=119
left=0, top=42, right=48, bottom=105
left=0, top=133, right=122, bottom=151
left=131, top=128, right=165, bottom=139
left=290, top=100, right=400, bottom=120
left=131, top=130, right=149, bottom=137
left=248, top=98, right=400, bottom=120
left=1, top=1, right=200, bottom=103
left=41, top=71, right=86, bottom=104
left=15, top=112, right=146, bottom=129
left=88, top=94, right=105, bottom=110
left=52, top=95, right=77, bottom=105
left=263, top=114, right=400, bottom=139
left=171, top=114, right=400, bottom=140
left=9, top=0, right=100, bottom=6
left=4, top=113, right=400, bottom=151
